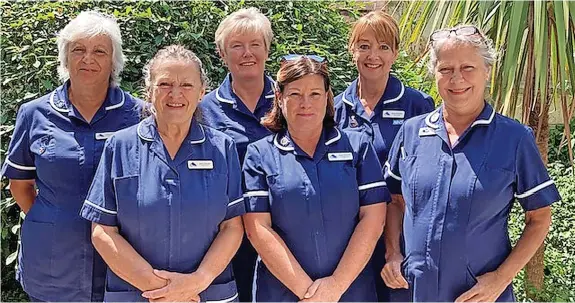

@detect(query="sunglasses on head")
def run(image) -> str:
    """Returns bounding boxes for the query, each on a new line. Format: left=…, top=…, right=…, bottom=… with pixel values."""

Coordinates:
left=429, top=25, right=482, bottom=42
left=280, top=54, right=327, bottom=64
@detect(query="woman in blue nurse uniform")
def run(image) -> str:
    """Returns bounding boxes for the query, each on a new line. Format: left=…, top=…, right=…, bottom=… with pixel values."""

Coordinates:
left=1, top=11, right=143, bottom=302
left=199, top=8, right=275, bottom=300
left=243, top=55, right=389, bottom=302
left=382, top=25, right=561, bottom=302
left=333, top=11, right=435, bottom=301
left=80, top=45, right=245, bottom=302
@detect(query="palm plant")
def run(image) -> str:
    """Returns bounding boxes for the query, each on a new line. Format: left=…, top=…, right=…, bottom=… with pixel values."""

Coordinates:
left=393, top=0, right=575, bottom=299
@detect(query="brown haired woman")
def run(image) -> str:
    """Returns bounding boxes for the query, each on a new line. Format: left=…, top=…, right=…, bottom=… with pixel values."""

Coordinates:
left=242, top=55, right=390, bottom=302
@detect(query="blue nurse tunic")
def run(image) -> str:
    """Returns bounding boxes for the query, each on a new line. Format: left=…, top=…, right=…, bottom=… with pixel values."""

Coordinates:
left=243, top=127, right=390, bottom=302
left=1, top=81, right=143, bottom=301
left=334, top=75, right=434, bottom=301
left=81, top=117, right=244, bottom=302
left=200, top=73, right=275, bottom=301
left=384, top=103, right=561, bottom=302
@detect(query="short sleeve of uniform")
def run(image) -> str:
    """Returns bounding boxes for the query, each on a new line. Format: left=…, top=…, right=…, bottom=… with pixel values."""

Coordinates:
left=356, top=133, right=391, bottom=205
left=1, top=104, right=36, bottom=179
left=224, top=140, right=245, bottom=220
left=80, top=136, right=118, bottom=226
left=242, top=143, right=270, bottom=212
left=384, top=125, right=404, bottom=194
left=515, top=128, right=561, bottom=211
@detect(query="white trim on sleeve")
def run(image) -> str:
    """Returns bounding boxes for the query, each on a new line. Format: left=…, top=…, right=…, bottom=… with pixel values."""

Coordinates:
left=5, top=159, right=36, bottom=171
left=358, top=181, right=386, bottom=191
left=84, top=200, right=118, bottom=215
left=206, top=293, right=239, bottom=303
left=385, top=161, right=402, bottom=181
left=227, top=197, right=244, bottom=207
left=515, top=179, right=555, bottom=199
left=243, top=191, right=269, bottom=197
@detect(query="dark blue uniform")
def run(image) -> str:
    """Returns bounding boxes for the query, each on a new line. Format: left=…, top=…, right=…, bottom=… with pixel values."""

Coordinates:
left=1, top=82, right=143, bottom=301
left=200, top=73, right=274, bottom=301
left=334, top=75, right=434, bottom=301
left=384, top=103, right=561, bottom=301
left=81, top=117, right=244, bottom=302
left=243, top=127, right=390, bottom=302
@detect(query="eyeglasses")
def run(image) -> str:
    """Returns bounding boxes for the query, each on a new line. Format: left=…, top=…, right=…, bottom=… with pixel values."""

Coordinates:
left=280, top=54, right=326, bottom=64
left=429, top=26, right=481, bottom=42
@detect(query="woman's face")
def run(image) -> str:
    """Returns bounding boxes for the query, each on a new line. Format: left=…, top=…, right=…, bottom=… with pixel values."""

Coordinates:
left=434, top=41, right=490, bottom=107
left=67, top=34, right=114, bottom=86
left=280, top=74, right=328, bottom=134
left=149, top=59, right=205, bottom=126
left=352, top=28, right=398, bottom=81
left=220, top=31, right=268, bottom=81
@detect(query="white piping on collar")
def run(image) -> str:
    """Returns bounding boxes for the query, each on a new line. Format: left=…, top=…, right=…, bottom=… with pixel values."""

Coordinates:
left=342, top=79, right=405, bottom=107
left=105, top=91, right=125, bottom=110
left=215, top=88, right=235, bottom=104
left=137, top=120, right=206, bottom=144
left=425, top=105, right=495, bottom=130
left=273, top=133, right=295, bottom=151
left=325, top=128, right=341, bottom=145
left=49, top=91, right=69, bottom=113
left=424, top=108, right=441, bottom=129
left=382, top=81, right=405, bottom=104
left=137, top=120, right=154, bottom=142
left=189, top=125, right=206, bottom=144
left=50, top=90, right=125, bottom=112
left=470, top=106, right=495, bottom=127
left=265, top=94, right=275, bottom=99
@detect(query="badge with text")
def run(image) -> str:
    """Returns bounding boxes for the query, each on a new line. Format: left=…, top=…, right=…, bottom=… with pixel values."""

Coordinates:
left=328, top=152, right=353, bottom=161
left=382, top=110, right=405, bottom=119
left=418, top=127, right=436, bottom=137
left=187, top=160, right=214, bottom=170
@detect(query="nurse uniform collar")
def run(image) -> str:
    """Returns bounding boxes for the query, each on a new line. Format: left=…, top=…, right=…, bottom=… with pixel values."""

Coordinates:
left=424, top=102, right=495, bottom=130
left=137, top=117, right=206, bottom=144
left=215, top=74, right=275, bottom=105
left=49, top=83, right=125, bottom=113
left=341, top=76, right=406, bottom=109
left=273, top=127, right=342, bottom=152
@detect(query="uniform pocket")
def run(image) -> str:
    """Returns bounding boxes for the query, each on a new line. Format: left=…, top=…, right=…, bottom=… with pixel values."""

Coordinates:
left=200, top=280, right=238, bottom=302
left=20, top=220, right=54, bottom=280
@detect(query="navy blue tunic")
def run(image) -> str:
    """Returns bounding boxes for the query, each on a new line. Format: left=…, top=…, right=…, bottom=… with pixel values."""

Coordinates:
left=384, top=103, right=561, bottom=301
left=1, top=82, right=143, bottom=301
left=243, top=127, right=390, bottom=302
left=81, top=117, right=244, bottom=302
left=334, top=75, right=434, bottom=301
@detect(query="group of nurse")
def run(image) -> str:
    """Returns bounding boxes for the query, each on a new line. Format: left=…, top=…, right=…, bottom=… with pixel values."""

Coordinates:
left=2, top=6, right=560, bottom=303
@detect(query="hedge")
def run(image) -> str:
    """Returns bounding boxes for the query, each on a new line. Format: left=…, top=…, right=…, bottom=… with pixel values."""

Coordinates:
left=1, top=1, right=572, bottom=301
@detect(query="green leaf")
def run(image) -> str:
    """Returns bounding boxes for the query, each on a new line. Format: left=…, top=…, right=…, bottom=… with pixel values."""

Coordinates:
left=6, top=251, right=17, bottom=265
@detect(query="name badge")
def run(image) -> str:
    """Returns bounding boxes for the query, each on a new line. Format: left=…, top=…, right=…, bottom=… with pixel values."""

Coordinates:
left=188, top=160, right=214, bottom=170
left=328, top=152, right=353, bottom=161
left=95, top=132, right=115, bottom=140
left=382, top=110, right=405, bottom=119
left=418, top=127, right=436, bottom=137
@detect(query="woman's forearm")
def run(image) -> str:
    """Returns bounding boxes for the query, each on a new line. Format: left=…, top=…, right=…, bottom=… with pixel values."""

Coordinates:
left=496, top=207, right=552, bottom=284
left=194, top=217, right=244, bottom=289
left=384, top=195, right=405, bottom=258
left=91, top=223, right=167, bottom=291
left=9, top=180, right=36, bottom=214
left=332, top=204, right=386, bottom=292
left=245, top=216, right=313, bottom=299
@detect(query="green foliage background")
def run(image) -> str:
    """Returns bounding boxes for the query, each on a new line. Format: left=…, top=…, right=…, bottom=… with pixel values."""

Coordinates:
left=0, top=1, right=573, bottom=301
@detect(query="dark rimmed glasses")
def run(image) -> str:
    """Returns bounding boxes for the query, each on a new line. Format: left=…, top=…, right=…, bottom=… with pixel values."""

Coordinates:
left=430, top=25, right=481, bottom=42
